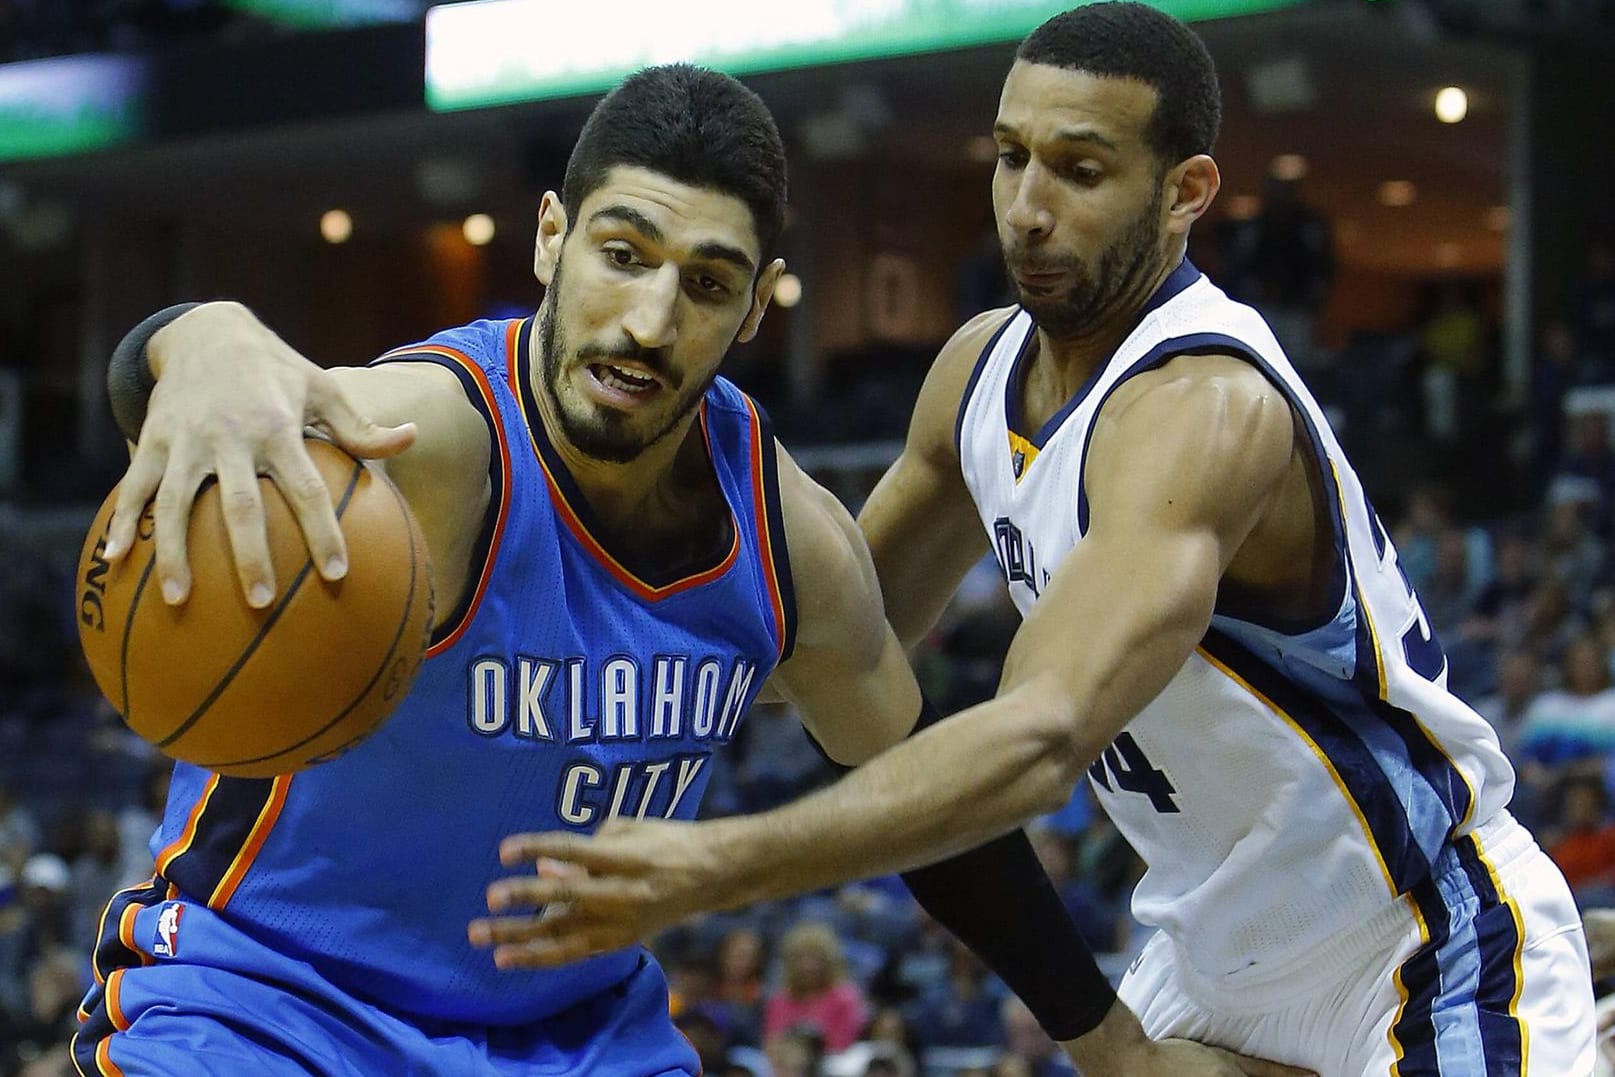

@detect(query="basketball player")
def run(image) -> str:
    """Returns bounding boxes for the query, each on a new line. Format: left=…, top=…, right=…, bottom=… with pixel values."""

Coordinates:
left=472, top=7, right=1598, bottom=1075
left=89, top=64, right=1295, bottom=1077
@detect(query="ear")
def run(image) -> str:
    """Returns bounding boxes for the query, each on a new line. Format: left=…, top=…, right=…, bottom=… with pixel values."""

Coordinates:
left=736, top=259, right=786, bottom=343
left=533, top=192, right=568, bottom=286
left=1162, top=154, right=1220, bottom=238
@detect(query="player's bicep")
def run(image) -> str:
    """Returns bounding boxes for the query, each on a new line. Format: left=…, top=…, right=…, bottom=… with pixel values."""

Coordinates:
left=770, top=447, right=921, bottom=763
left=328, top=363, right=492, bottom=613
left=859, top=309, right=1008, bottom=648
left=998, top=361, right=1294, bottom=734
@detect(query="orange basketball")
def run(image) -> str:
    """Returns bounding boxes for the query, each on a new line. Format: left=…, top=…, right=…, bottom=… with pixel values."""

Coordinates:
left=75, top=440, right=434, bottom=778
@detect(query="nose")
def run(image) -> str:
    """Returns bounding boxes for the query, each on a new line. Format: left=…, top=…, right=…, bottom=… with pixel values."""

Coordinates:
left=621, top=263, right=680, bottom=351
left=1003, top=162, right=1055, bottom=240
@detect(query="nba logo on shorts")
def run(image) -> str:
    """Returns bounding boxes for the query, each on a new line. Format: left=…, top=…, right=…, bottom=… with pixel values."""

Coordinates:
left=153, top=902, right=185, bottom=958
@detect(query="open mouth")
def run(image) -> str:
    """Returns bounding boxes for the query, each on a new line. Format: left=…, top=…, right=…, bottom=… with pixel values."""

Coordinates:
left=586, top=363, right=662, bottom=403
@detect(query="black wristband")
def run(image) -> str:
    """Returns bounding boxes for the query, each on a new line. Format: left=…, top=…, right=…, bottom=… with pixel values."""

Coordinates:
left=107, top=302, right=203, bottom=443
left=804, top=697, right=1119, bottom=1040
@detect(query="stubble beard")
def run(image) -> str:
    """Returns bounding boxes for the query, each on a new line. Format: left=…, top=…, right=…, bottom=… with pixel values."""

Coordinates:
left=537, top=256, right=712, bottom=465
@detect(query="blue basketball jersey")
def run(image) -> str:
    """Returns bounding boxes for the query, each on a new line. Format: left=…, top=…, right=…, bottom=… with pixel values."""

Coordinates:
left=142, top=317, right=796, bottom=1026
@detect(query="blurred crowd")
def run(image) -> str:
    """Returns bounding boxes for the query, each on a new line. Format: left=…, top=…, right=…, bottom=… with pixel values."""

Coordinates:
left=1, top=197, right=1614, bottom=1072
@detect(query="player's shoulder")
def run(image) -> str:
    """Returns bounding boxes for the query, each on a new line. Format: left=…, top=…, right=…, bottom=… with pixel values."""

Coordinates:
left=935, top=305, right=1022, bottom=381
left=908, top=305, right=1022, bottom=455
left=1102, top=350, right=1284, bottom=430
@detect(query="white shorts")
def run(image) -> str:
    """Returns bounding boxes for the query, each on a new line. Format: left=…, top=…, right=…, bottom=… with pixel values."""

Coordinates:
left=1119, top=812, right=1595, bottom=1076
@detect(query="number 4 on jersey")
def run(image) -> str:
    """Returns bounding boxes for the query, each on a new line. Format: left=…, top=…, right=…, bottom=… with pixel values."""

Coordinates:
left=1088, top=732, right=1180, bottom=813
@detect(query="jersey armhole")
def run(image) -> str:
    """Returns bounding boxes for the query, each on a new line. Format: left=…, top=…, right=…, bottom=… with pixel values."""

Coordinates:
left=748, top=398, right=798, bottom=665
left=370, top=347, right=511, bottom=655
left=953, top=310, right=1022, bottom=461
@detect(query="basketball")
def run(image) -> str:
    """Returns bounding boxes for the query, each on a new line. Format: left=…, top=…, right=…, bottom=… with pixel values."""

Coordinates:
left=75, top=440, right=435, bottom=778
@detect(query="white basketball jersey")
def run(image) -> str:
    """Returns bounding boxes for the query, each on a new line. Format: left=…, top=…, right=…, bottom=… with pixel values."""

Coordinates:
left=956, top=260, right=1515, bottom=985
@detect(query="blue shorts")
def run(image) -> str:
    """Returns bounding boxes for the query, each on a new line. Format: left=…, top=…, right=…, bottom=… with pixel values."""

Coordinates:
left=74, top=884, right=700, bottom=1077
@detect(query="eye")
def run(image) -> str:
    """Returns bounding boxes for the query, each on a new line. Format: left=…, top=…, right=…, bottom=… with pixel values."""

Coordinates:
left=997, top=148, right=1028, bottom=170
left=696, top=274, right=727, bottom=295
left=603, top=243, right=638, bottom=268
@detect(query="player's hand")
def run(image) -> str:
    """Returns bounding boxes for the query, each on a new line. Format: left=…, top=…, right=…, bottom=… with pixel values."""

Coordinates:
left=1062, top=1002, right=1316, bottom=1077
left=101, top=301, right=416, bottom=608
left=468, top=817, right=727, bottom=969
left=1146, top=1040, right=1316, bottom=1076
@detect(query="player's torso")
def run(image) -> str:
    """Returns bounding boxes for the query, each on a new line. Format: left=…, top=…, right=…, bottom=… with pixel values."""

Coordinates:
left=152, top=318, right=794, bottom=1024
left=956, top=262, right=1516, bottom=985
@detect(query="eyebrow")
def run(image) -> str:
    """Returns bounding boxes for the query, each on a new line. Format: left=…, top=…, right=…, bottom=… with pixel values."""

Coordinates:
left=588, top=204, right=756, bottom=277
left=993, top=122, right=1118, bottom=153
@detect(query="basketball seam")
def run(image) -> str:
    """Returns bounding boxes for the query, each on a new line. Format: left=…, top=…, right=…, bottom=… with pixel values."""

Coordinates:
left=144, top=460, right=366, bottom=749
left=192, top=470, right=429, bottom=769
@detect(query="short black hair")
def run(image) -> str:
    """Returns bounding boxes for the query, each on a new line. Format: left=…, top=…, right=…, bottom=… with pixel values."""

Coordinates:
left=563, top=64, right=788, bottom=260
left=1016, top=2, right=1221, bottom=166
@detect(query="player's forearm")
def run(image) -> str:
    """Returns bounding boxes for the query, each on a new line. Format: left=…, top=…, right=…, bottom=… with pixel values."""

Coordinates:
left=710, top=581, right=1211, bottom=906
left=711, top=683, right=1080, bottom=907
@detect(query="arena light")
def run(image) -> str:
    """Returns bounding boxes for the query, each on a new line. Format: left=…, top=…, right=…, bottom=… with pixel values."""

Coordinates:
left=0, top=54, right=149, bottom=162
left=1377, top=180, right=1417, bottom=208
left=223, top=0, right=420, bottom=27
left=463, top=214, right=496, bottom=246
left=1434, top=86, right=1468, bottom=124
left=321, top=209, right=353, bottom=244
left=426, top=0, right=1310, bottom=111
left=774, top=273, right=803, bottom=309
left=1269, top=154, right=1308, bottom=181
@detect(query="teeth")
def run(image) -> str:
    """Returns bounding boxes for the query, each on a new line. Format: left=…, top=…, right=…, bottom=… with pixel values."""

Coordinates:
left=598, top=365, right=654, bottom=393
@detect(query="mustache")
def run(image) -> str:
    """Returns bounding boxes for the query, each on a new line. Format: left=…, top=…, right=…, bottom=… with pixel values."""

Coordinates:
left=1003, top=249, right=1080, bottom=275
left=575, top=341, right=677, bottom=385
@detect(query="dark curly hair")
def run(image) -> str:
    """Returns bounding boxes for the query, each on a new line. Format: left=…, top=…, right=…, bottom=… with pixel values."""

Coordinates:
left=1017, top=2, right=1221, bottom=167
left=562, top=64, right=788, bottom=262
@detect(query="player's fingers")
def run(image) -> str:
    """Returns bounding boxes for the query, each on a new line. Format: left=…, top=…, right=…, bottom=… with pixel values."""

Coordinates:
left=498, top=831, right=653, bottom=874
left=491, top=929, right=627, bottom=970
left=151, top=451, right=210, bottom=605
left=1228, top=1054, right=1317, bottom=1077
left=104, top=445, right=167, bottom=562
left=485, top=873, right=654, bottom=915
left=212, top=443, right=277, bottom=608
left=266, top=431, right=348, bottom=581
left=308, top=373, right=416, bottom=460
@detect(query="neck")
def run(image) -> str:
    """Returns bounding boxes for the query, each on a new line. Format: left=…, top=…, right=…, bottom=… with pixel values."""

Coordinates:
left=1035, top=244, right=1184, bottom=384
left=525, top=320, right=704, bottom=529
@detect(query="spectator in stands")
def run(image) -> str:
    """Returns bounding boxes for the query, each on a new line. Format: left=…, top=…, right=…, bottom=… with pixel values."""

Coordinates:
left=1519, top=577, right=1586, bottom=673
left=1393, top=484, right=1458, bottom=594
left=0, top=854, right=71, bottom=1023
left=1472, top=649, right=1543, bottom=758
left=1539, top=483, right=1607, bottom=599
left=995, top=996, right=1071, bottom=1077
left=115, top=760, right=169, bottom=885
left=1466, top=533, right=1538, bottom=652
left=1220, top=173, right=1335, bottom=372
left=67, top=809, right=126, bottom=953
left=0, top=785, right=38, bottom=883
left=1542, top=775, right=1615, bottom=904
left=1558, top=412, right=1615, bottom=527
left=0, top=944, right=80, bottom=1075
left=1517, top=636, right=1615, bottom=821
left=766, top=1025, right=827, bottom=1077
left=715, top=926, right=768, bottom=1043
left=906, top=938, right=1003, bottom=1051
left=864, top=1006, right=924, bottom=1072
left=764, top=922, right=869, bottom=1053
left=1530, top=322, right=1579, bottom=482
left=734, top=702, right=834, bottom=812
left=1416, top=283, right=1489, bottom=446
left=1579, top=239, right=1615, bottom=368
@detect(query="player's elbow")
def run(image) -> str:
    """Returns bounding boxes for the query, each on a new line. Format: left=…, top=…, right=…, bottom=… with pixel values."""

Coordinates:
left=1002, top=677, right=1096, bottom=815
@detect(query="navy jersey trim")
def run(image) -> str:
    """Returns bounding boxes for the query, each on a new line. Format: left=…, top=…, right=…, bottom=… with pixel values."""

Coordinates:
left=953, top=309, right=1021, bottom=460
left=153, top=775, right=285, bottom=910
left=367, top=338, right=512, bottom=651
left=1200, top=628, right=1433, bottom=894
left=752, top=399, right=798, bottom=663
left=1007, top=258, right=1202, bottom=450
left=1073, top=330, right=1349, bottom=638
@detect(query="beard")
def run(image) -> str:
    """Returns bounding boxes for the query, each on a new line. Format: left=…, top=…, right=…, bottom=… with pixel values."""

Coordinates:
left=537, top=255, right=713, bottom=464
left=1005, top=203, right=1162, bottom=340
